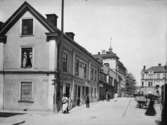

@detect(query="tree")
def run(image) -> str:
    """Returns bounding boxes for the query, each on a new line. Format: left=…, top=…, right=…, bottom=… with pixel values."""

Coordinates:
left=125, top=73, right=136, bottom=97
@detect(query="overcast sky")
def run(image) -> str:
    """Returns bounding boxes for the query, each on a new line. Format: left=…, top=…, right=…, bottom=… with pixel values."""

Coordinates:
left=0, top=0, right=167, bottom=84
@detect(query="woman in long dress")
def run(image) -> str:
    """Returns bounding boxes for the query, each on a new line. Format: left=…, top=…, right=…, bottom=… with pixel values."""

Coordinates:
left=62, top=94, right=69, bottom=113
left=145, top=94, right=156, bottom=116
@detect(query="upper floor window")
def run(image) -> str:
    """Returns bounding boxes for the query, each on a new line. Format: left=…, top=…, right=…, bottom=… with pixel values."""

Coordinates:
left=22, top=19, right=33, bottom=35
left=91, top=68, right=94, bottom=80
left=62, top=52, right=68, bottom=72
left=75, top=59, right=79, bottom=76
left=83, top=64, right=87, bottom=79
left=21, top=48, right=32, bottom=68
left=20, top=82, right=32, bottom=101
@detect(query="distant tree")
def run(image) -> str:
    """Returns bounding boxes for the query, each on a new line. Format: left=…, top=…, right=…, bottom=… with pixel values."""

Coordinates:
left=125, top=73, right=136, bottom=97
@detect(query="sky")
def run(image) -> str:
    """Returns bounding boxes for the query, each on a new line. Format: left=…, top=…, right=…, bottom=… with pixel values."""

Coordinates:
left=0, top=0, right=167, bottom=85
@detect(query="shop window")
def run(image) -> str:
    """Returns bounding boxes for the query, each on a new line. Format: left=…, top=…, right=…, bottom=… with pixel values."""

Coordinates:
left=22, top=19, right=33, bottom=35
left=21, top=48, right=32, bottom=68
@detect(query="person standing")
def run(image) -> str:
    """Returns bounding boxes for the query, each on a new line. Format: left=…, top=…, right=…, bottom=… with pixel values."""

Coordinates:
left=85, top=95, right=90, bottom=108
left=62, top=93, right=69, bottom=113
left=145, top=94, right=156, bottom=116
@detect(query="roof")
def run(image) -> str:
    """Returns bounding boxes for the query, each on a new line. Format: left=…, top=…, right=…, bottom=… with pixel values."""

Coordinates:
left=0, top=1, right=56, bottom=34
left=0, top=1, right=101, bottom=66
left=94, top=49, right=119, bottom=60
left=145, top=66, right=165, bottom=73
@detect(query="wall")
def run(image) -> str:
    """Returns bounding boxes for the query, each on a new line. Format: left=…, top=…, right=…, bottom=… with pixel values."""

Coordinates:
left=3, top=11, right=57, bottom=111
left=3, top=74, right=54, bottom=111
left=4, top=11, right=51, bottom=71
left=103, top=58, right=116, bottom=70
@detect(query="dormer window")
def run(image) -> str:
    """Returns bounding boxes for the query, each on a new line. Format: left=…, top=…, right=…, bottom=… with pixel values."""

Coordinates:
left=22, top=19, right=33, bottom=35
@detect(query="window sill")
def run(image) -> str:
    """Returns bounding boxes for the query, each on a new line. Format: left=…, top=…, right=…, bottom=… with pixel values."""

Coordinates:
left=18, top=100, right=34, bottom=103
left=20, top=34, right=34, bottom=37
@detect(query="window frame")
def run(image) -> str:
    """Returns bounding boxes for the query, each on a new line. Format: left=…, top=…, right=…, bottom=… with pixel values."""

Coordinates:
left=20, top=47, right=33, bottom=69
left=62, top=51, right=68, bottom=72
left=19, top=81, right=33, bottom=103
left=75, top=59, right=79, bottom=76
left=21, top=18, right=34, bottom=36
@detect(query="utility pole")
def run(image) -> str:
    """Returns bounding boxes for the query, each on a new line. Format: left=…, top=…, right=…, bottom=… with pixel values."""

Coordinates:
left=61, top=0, right=64, bottom=33
left=53, top=0, right=64, bottom=113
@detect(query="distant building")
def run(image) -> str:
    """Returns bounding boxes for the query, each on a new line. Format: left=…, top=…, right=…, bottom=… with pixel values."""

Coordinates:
left=94, top=47, right=127, bottom=97
left=141, top=64, right=166, bottom=95
left=0, top=2, right=101, bottom=111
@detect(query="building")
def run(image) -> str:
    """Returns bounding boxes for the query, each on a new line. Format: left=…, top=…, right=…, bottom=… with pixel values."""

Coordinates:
left=58, top=32, right=101, bottom=108
left=98, top=64, right=116, bottom=100
left=0, top=1, right=101, bottom=112
left=94, top=47, right=127, bottom=97
left=141, top=64, right=166, bottom=95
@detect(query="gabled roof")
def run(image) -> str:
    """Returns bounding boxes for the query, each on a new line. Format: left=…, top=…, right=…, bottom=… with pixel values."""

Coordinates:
left=0, top=1, right=56, bottom=35
left=0, top=1, right=101, bottom=66
left=145, top=66, right=165, bottom=73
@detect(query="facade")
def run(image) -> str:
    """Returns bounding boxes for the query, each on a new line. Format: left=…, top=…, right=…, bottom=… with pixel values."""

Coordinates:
left=94, top=47, right=127, bottom=97
left=0, top=2, right=101, bottom=112
left=58, top=32, right=101, bottom=108
left=141, top=64, right=166, bottom=95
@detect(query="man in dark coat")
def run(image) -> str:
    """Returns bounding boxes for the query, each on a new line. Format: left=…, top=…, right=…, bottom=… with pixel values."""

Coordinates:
left=85, top=95, right=90, bottom=108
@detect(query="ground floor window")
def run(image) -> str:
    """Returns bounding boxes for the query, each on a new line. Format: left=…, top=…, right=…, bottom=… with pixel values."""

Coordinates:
left=20, top=82, right=32, bottom=101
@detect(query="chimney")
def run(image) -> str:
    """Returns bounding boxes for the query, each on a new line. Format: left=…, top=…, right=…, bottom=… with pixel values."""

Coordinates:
left=143, top=65, right=146, bottom=70
left=65, top=32, right=75, bottom=40
left=46, top=14, right=58, bottom=28
left=98, top=52, right=100, bottom=55
left=158, top=63, right=161, bottom=67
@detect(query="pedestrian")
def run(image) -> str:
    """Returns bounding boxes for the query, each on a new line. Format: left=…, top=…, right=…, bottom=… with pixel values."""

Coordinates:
left=85, top=95, right=90, bottom=108
left=145, top=94, right=156, bottom=116
left=114, top=93, right=118, bottom=102
left=62, top=93, right=69, bottom=113
left=106, top=92, right=110, bottom=101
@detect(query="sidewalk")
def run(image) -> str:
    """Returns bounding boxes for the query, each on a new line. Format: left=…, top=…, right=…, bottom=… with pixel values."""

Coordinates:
left=0, top=98, right=161, bottom=125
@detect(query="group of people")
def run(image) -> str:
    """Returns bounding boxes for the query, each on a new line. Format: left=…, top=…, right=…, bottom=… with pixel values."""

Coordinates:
left=62, top=94, right=90, bottom=114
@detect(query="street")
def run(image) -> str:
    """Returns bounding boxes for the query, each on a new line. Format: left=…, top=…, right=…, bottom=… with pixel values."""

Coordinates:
left=0, top=98, right=161, bottom=125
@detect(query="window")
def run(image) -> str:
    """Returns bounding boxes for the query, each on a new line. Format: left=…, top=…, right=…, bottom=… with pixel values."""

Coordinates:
left=22, top=19, right=33, bottom=35
left=20, top=82, right=32, bottom=101
left=83, top=64, right=87, bottom=79
left=62, top=52, right=68, bottom=72
left=75, top=59, right=79, bottom=76
left=21, top=48, right=32, bottom=68
left=91, top=68, right=94, bottom=80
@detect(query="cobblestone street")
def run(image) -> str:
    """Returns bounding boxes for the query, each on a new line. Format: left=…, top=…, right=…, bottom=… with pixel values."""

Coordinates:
left=0, top=98, right=161, bottom=125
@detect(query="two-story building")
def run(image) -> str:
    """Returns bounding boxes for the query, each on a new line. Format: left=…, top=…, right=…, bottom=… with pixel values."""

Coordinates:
left=0, top=1, right=101, bottom=112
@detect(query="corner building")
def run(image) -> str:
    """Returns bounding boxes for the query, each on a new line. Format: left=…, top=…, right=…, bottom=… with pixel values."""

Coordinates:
left=0, top=2, right=101, bottom=111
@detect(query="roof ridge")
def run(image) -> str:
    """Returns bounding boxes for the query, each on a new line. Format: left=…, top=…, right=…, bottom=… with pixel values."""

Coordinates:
left=0, top=1, right=56, bottom=34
